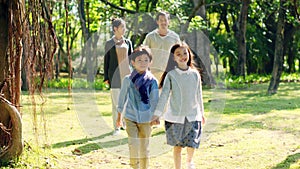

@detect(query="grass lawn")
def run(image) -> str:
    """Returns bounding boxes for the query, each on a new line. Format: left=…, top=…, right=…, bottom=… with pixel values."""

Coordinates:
left=7, top=82, right=300, bottom=169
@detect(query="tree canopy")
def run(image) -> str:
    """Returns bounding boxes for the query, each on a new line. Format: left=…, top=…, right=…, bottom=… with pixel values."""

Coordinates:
left=48, top=0, right=300, bottom=80
left=0, top=0, right=300, bottom=162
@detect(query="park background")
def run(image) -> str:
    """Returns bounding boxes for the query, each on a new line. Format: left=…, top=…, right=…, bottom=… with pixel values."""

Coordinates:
left=0, top=0, right=300, bottom=168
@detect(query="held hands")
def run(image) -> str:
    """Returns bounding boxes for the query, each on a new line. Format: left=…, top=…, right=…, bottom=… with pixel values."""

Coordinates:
left=116, top=112, right=123, bottom=128
left=150, top=115, right=160, bottom=126
left=104, top=80, right=110, bottom=86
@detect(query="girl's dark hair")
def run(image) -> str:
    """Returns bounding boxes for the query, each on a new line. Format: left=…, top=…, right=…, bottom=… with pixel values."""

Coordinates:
left=111, top=18, right=125, bottom=32
left=159, top=42, right=194, bottom=88
left=155, top=11, right=170, bottom=21
left=130, top=45, right=152, bottom=61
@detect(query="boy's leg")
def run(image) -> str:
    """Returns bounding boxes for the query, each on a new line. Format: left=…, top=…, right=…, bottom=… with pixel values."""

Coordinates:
left=125, top=119, right=139, bottom=169
left=138, top=123, right=151, bottom=169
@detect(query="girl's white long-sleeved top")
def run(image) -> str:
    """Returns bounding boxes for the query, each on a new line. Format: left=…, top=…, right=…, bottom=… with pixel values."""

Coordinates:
left=154, top=67, right=204, bottom=124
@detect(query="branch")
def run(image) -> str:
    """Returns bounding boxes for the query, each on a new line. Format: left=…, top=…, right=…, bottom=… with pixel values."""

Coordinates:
left=206, top=0, right=239, bottom=7
left=0, top=79, right=7, bottom=93
left=180, top=0, right=205, bottom=40
left=188, top=1, right=204, bottom=22
left=294, top=0, right=300, bottom=21
left=99, top=0, right=136, bottom=14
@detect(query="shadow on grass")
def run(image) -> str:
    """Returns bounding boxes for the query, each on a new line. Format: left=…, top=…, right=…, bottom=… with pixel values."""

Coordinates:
left=52, top=132, right=113, bottom=148
left=221, top=120, right=267, bottom=130
left=74, top=137, right=128, bottom=154
left=271, top=153, right=300, bottom=169
left=52, top=131, right=129, bottom=155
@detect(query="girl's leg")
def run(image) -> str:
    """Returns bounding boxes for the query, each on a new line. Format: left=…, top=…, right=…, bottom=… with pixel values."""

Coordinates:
left=173, top=146, right=182, bottom=169
left=186, top=147, right=196, bottom=169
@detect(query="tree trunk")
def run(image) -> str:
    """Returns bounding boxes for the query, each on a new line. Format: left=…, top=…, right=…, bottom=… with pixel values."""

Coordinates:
left=233, top=0, right=250, bottom=77
left=264, top=11, right=280, bottom=75
left=268, top=0, right=286, bottom=94
left=0, top=0, right=24, bottom=162
left=0, top=1, right=8, bottom=97
left=275, top=0, right=299, bottom=74
left=283, top=19, right=297, bottom=73
left=0, top=96, right=23, bottom=163
left=181, top=0, right=215, bottom=87
left=78, top=0, right=94, bottom=82
left=0, top=1, right=11, bottom=160
left=65, top=0, right=72, bottom=93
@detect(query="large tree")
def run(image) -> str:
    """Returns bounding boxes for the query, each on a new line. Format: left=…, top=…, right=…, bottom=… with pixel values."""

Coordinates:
left=268, top=0, right=286, bottom=94
left=0, top=0, right=57, bottom=162
left=233, top=0, right=250, bottom=77
left=185, top=0, right=216, bottom=86
left=0, top=0, right=24, bottom=162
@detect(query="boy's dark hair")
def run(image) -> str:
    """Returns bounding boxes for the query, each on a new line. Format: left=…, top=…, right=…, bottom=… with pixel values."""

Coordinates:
left=111, top=18, right=125, bottom=32
left=130, top=45, right=152, bottom=61
left=155, top=11, right=170, bottom=21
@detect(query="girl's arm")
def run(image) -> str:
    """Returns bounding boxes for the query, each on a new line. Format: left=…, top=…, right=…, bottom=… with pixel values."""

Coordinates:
left=149, top=80, right=160, bottom=125
left=153, top=74, right=171, bottom=117
left=197, top=72, right=205, bottom=124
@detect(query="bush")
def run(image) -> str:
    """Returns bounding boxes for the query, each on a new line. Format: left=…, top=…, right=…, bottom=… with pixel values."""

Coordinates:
left=47, top=76, right=109, bottom=90
left=225, top=73, right=300, bottom=89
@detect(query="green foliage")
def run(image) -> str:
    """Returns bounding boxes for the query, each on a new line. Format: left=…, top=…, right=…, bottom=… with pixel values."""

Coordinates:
left=188, top=16, right=207, bottom=32
left=0, top=142, right=55, bottom=169
left=47, top=73, right=300, bottom=90
left=281, top=72, right=300, bottom=82
left=225, top=73, right=300, bottom=89
left=47, top=76, right=109, bottom=90
left=47, top=78, right=70, bottom=89
left=49, top=0, right=300, bottom=80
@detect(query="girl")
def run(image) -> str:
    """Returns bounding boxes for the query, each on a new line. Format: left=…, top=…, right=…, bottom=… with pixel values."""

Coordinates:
left=104, top=18, right=133, bottom=135
left=151, top=42, right=205, bottom=169
left=117, top=46, right=159, bottom=169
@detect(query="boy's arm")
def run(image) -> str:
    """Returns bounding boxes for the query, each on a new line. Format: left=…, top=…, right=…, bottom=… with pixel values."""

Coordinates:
left=149, top=80, right=160, bottom=125
left=149, top=80, right=159, bottom=113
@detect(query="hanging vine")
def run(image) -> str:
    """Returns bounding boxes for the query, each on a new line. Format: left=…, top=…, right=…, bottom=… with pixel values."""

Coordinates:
left=0, top=0, right=57, bottom=161
left=24, top=0, right=58, bottom=145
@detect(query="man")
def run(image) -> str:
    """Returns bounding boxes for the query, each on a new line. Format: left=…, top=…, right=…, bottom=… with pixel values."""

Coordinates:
left=144, top=11, right=180, bottom=80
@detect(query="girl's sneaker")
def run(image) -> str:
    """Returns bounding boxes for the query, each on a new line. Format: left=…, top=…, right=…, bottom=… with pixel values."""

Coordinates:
left=187, top=162, right=196, bottom=169
left=112, top=128, right=120, bottom=136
